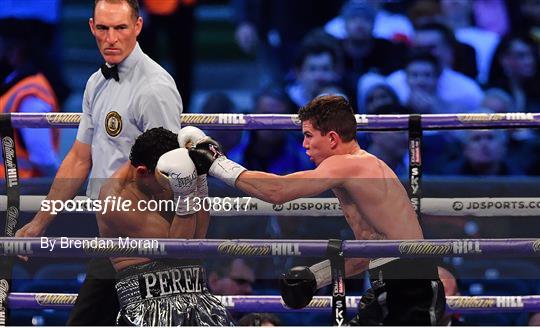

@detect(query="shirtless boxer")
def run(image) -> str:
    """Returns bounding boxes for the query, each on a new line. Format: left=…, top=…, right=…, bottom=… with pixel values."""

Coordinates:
left=180, top=95, right=446, bottom=325
left=97, top=127, right=233, bottom=326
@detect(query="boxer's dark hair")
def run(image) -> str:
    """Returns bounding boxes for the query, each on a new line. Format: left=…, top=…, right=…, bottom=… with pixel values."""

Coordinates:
left=298, top=95, right=356, bottom=142
left=93, top=0, right=140, bottom=21
left=130, top=127, right=179, bottom=172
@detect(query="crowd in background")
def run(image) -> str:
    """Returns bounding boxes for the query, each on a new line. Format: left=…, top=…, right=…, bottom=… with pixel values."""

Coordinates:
left=2, top=0, right=540, bottom=326
left=225, top=0, right=540, bottom=178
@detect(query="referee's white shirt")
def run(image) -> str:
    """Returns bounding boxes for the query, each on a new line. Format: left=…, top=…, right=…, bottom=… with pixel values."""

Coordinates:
left=77, top=43, right=182, bottom=199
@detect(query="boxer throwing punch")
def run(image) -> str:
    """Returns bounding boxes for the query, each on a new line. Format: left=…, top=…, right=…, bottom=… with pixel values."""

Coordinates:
left=176, top=95, right=446, bottom=325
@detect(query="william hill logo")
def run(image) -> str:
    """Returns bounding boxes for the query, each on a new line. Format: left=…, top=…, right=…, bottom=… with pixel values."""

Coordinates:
left=217, top=241, right=270, bottom=256
left=46, top=113, right=81, bottom=125
left=35, top=293, right=77, bottom=306
left=272, top=243, right=301, bottom=256
left=447, top=297, right=496, bottom=309
left=181, top=114, right=246, bottom=125
left=533, top=240, right=540, bottom=252
left=398, top=241, right=451, bottom=255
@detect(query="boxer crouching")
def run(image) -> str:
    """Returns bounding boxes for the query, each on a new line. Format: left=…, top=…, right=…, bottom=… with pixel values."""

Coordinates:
left=97, top=127, right=233, bottom=326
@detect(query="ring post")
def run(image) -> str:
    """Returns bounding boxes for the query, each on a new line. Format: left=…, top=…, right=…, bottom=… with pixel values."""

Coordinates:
left=408, top=114, right=423, bottom=221
left=327, top=239, right=346, bottom=326
left=0, top=113, right=20, bottom=327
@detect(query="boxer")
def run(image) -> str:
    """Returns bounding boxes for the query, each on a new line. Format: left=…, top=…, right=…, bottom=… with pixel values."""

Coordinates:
left=179, top=95, right=446, bottom=325
left=97, top=127, right=233, bottom=326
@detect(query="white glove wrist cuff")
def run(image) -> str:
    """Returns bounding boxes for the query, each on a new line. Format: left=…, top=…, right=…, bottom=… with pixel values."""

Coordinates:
left=175, top=193, right=197, bottom=216
left=209, top=157, right=246, bottom=187
left=310, top=259, right=332, bottom=290
left=196, top=174, right=209, bottom=198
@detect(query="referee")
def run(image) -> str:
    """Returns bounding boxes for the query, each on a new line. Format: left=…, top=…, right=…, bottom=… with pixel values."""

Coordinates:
left=15, top=0, right=183, bottom=325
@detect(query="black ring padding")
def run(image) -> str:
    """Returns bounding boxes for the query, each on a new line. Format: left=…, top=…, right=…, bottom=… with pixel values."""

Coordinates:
left=326, top=239, right=343, bottom=259
left=0, top=113, right=12, bottom=130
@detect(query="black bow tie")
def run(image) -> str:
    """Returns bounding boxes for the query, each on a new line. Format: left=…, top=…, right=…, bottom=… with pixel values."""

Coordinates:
left=101, top=64, right=119, bottom=82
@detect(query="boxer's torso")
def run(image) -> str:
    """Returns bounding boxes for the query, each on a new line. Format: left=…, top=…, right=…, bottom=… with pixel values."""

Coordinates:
left=332, top=150, right=423, bottom=241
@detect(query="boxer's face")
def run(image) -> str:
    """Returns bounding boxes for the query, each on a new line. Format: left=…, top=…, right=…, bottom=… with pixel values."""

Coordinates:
left=90, top=0, right=142, bottom=64
left=302, top=120, right=333, bottom=166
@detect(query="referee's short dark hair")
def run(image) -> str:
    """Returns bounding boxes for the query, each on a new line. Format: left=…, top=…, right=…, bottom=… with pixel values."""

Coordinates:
left=93, top=0, right=140, bottom=21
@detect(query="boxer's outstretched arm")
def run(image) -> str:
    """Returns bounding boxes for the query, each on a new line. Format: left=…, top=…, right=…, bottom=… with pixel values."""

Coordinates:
left=235, top=156, right=346, bottom=204
left=345, top=258, right=370, bottom=278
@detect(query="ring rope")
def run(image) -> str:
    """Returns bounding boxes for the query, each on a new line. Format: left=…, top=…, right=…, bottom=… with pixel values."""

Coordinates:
left=9, top=112, right=540, bottom=130
left=1, top=237, right=538, bottom=258
left=6, top=293, right=540, bottom=313
left=1, top=196, right=539, bottom=217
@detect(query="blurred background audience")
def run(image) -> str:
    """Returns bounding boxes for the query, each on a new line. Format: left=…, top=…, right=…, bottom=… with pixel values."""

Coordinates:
left=3, top=0, right=540, bottom=325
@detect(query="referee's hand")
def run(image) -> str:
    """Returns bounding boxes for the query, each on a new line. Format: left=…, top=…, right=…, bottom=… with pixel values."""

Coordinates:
left=15, top=220, right=47, bottom=261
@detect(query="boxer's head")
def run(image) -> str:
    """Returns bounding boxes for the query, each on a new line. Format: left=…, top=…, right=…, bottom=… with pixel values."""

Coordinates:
left=130, top=127, right=179, bottom=192
left=90, top=0, right=142, bottom=64
left=298, top=95, right=357, bottom=165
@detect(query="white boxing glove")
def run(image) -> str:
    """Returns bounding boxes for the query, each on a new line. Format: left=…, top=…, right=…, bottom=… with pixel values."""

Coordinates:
left=196, top=174, right=209, bottom=199
left=178, top=126, right=207, bottom=148
left=156, top=148, right=198, bottom=216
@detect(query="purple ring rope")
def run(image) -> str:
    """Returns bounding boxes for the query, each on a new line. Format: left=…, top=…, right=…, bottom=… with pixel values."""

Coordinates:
left=10, top=113, right=540, bottom=130
left=1, top=238, right=539, bottom=258
left=7, top=293, right=540, bottom=314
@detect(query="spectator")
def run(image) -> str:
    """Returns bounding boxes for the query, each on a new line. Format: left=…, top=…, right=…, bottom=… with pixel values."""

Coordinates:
left=208, top=258, right=256, bottom=296
left=238, top=313, right=281, bottom=326
left=230, top=86, right=311, bottom=173
left=481, top=88, right=516, bottom=113
left=487, top=35, right=540, bottom=112
left=404, top=52, right=455, bottom=114
left=407, top=0, right=441, bottom=28
left=440, top=0, right=500, bottom=83
left=365, top=104, right=411, bottom=177
left=325, top=0, right=414, bottom=43
left=510, top=0, right=540, bottom=43
left=357, top=72, right=399, bottom=114
left=472, top=0, right=511, bottom=37
left=232, top=0, right=344, bottom=85
left=336, top=1, right=407, bottom=106
left=0, top=1, right=71, bottom=107
left=139, top=0, right=197, bottom=110
left=199, top=92, right=242, bottom=154
left=286, top=43, right=341, bottom=107
left=387, top=22, right=484, bottom=112
left=414, top=21, right=478, bottom=79
left=439, top=126, right=523, bottom=176
left=0, top=18, right=60, bottom=178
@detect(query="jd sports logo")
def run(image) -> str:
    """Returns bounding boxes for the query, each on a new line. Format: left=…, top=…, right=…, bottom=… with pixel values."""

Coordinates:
left=273, top=204, right=284, bottom=211
left=453, top=201, right=464, bottom=211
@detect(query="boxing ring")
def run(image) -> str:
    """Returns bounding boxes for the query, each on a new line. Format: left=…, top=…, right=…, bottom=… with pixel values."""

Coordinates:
left=1, top=112, right=540, bottom=326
